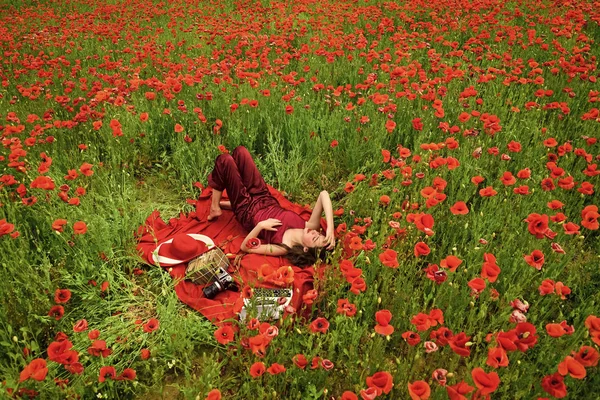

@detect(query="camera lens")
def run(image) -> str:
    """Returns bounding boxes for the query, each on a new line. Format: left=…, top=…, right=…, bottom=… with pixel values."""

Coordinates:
left=203, top=282, right=223, bottom=299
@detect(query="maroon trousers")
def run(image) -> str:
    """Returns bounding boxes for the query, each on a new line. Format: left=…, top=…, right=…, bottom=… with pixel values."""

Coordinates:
left=208, top=146, right=278, bottom=231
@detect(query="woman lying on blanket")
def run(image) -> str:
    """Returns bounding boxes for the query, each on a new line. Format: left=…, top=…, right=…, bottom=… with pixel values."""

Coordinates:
left=207, top=146, right=335, bottom=267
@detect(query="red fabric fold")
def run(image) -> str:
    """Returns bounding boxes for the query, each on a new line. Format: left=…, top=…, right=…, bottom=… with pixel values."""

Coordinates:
left=136, top=186, right=317, bottom=324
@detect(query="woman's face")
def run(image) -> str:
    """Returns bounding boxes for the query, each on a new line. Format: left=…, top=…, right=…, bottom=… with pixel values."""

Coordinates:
left=302, top=228, right=327, bottom=248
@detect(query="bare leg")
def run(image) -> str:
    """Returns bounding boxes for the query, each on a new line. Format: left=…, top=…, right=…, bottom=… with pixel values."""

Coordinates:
left=220, top=201, right=232, bottom=210
left=208, top=190, right=223, bottom=221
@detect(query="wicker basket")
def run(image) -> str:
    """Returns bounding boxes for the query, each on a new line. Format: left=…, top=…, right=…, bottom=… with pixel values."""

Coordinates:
left=185, top=247, right=230, bottom=284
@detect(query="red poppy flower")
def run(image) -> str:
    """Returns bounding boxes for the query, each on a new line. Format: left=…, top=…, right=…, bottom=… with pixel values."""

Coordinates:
left=381, top=149, right=391, bottom=163
left=249, top=362, right=265, bottom=378
left=550, top=242, right=566, bottom=254
left=429, top=309, right=444, bottom=326
left=546, top=323, right=567, bottom=338
left=412, top=118, right=423, bottom=131
left=336, top=299, right=356, bottom=317
left=19, top=359, right=48, bottom=383
left=341, top=391, right=358, bottom=400
left=481, top=261, right=501, bottom=283
left=479, top=186, right=497, bottom=197
left=88, top=329, right=100, bottom=340
left=563, top=222, right=580, bottom=235
left=48, top=305, right=64, bottom=320
left=385, top=119, right=396, bottom=133
left=431, top=368, right=448, bottom=386
left=321, top=359, right=334, bottom=370
left=541, top=373, right=567, bottom=398
left=517, top=168, right=531, bottom=179
left=379, top=195, right=391, bottom=206
left=402, top=331, right=421, bottom=346
left=143, top=318, right=160, bottom=333
left=450, top=201, right=469, bottom=215
left=549, top=342, right=576, bottom=368
left=73, top=319, right=88, bottom=333
left=471, top=175, right=485, bottom=185
left=471, top=368, right=500, bottom=395
left=555, top=281, right=571, bottom=299
left=514, top=322, right=538, bottom=351
left=379, top=249, right=399, bottom=268
left=410, top=313, right=431, bottom=331
left=99, top=366, right=116, bottom=383
left=581, top=205, right=599, bottom=230
left=439, top=255, right=462, bottom=272
left=574, top=346, right=599, bottom=367
left=350, top=277, right=367, bottom=294
left=266, top=363, right=286, bottom=375
left=522, top=249, right=544, bottom=270
left=539, top=279, right=555, bottom=295
left=524, top=213, right=549, bottom=239
left=446, top=381, right=474, bottom=400
left=513, top=185, right=531, bottom=195
left=486, top=347, right=509, bottom=368
left=578, top=181, right=594, bottom=195
left=54, top=289, right=71, bottom=304
left=246, top=237, right=261, bottom=250
left=78, top=163, right=94, bottom=177
left=73, top=221, right=87, bottom=234
left=507, top=140, right=521, bottom=152
left=374, top=310, right=394, bottom=335
left=499, top=171, right=516, bottom=186
left=408, top=380, right=430, bottom=400
left=292, top=354, right=308, bottom=369
left=449, top=332, right=471, bottom=357
left=310, top=317, right=329, bottom=334
left=414, top=242, right=430, bottom=258
left=468, top=278, right=486, bottom=295
left=551, top=212, right=567, bottom=223
left=140, top=348, right=151, bottom=360
left=52, top=218, right=67, bottom=232
left=359, top=386, right=378, bottom=400
left=249, top=334, right=269, bottom=357
left=88, top=339, right=112, bottom=358
left=366, top=371, right=394, bottom=395
left=430, top=327, right=453, bottom=346
left=302, top=289, right=318, bottom=305
left=204, top=388, right=221, bottom=400
left=214, top=324, right=235, bottom=345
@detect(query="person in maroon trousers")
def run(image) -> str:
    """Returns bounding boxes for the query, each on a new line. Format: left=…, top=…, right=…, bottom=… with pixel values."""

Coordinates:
left=207, top=146, right=335, bottom=267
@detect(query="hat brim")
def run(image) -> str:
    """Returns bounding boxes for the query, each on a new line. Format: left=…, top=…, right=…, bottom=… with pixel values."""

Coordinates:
left=151, top=234, right=215, bottom=266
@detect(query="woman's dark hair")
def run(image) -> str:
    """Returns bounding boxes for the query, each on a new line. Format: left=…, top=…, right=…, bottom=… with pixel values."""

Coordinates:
left=275, top=244, right=329, bottom=268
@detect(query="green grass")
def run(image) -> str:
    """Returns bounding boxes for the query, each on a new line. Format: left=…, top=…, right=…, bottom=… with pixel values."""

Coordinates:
left=1, top=0, right=599, bottom=398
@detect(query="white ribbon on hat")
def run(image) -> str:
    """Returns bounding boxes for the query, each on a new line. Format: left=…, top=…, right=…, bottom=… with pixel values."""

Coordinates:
left=151, top=234, right=215, bottom=266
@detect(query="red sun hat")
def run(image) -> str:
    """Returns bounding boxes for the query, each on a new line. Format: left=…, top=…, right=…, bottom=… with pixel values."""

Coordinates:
left=152, top=233, right=214, bottom=266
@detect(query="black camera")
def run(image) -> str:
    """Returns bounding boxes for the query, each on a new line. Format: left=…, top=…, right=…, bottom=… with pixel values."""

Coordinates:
left=202, top=267, right=238, bottom=299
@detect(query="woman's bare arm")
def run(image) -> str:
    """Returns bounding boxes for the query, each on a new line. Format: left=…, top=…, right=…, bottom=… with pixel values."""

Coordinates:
left=240, top=219, right=286, bottom=255
left=306, top=190, right=335, bottom=248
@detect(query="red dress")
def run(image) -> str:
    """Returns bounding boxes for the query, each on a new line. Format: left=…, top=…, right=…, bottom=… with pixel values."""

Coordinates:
left=208, top=146, right=306, bottom=244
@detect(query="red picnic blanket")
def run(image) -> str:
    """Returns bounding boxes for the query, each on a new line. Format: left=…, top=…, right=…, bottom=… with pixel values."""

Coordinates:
left=136, top=186, right=317, bottom=324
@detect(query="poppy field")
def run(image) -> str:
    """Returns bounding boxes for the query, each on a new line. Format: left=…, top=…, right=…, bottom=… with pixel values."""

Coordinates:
left=1, top=0, right=600, bottom=398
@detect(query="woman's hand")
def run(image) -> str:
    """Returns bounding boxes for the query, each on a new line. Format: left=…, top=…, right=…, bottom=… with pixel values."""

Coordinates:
left=324, top=226, right=336, bottom=250
left=259, top=218, right=282, bottom=231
